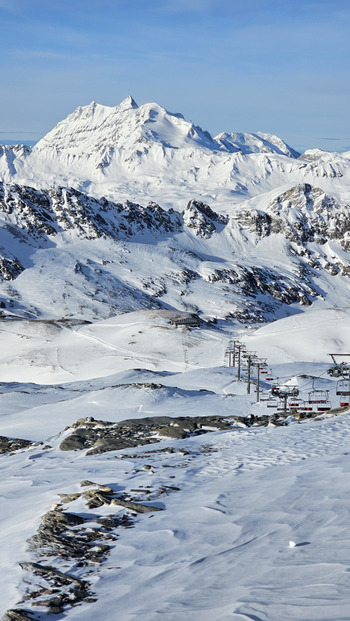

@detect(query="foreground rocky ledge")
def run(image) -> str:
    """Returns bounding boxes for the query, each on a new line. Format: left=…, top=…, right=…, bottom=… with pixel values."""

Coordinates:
left=58, top=406, right=350, bottom=455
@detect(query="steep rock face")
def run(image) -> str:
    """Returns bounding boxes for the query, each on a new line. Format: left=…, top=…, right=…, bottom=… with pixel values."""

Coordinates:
left=0, top=183, right=182, bottom=241
left=235, top=184, right=350, bottom=249
left=183, top=200, right=228, bottom=238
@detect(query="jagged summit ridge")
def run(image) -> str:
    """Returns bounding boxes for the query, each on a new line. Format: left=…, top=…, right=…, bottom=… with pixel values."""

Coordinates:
left=32, top=96, right=299, bottom=158
left=33, top=96, right=216, bottom=155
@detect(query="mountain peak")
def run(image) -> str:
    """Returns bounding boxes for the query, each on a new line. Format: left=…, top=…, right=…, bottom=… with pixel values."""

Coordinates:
left=119, top=95, right=138, bottom=111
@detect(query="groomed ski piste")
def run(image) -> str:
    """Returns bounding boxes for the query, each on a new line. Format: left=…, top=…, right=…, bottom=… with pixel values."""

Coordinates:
left=2, top=307, right=350, bottom=620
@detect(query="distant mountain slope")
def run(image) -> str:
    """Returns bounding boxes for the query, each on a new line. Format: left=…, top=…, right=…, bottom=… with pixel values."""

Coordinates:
left=34, top=96, right=217, bottom=153
left=214, top=130, right=300, bottom=157
left=1, top=97, right=350, bottom=211
left=0, top=180, right=349, bottom=323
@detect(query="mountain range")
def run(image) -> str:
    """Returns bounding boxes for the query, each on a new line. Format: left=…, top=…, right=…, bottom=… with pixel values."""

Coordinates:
left=0, top=96, right=349, bottom=323
left=2, top=98, right=350, bottom=621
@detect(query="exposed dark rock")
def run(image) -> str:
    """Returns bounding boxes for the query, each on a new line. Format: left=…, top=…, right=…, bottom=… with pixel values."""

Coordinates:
left=1, top=611, right=37, bottom=621
left=0, top=179, right=349, bottom=324
left=27, top=509, right=107, bottom=562
left=0, top=436, right=33, bottom=454
left=111, top=498, right=163, bottom=513
left=96, top=514, right=134, bottom=530
left=0, top=257, right=24, bottom=280
left=0, top=181, right=182, bottom=242
left=183, top=199, right=228, bottom=238
left=236, top=184, right=350, bottom=249
left=20, top=562, right=91, bottom=613
left=59, top=414, right=239, bottom=455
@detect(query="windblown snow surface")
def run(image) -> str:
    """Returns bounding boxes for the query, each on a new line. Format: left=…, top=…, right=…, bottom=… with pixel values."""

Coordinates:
left=1, top=97, right=350, bottom=620
left=1, top=308, right=350, bottom=620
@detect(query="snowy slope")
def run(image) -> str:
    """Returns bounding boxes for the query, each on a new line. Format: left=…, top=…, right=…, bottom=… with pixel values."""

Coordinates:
left=1, top=308, right=350, bottom=620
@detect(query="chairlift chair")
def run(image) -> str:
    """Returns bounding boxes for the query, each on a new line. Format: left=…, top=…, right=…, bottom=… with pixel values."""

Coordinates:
left=341, top=365, right=350, bottom=378
left=336, top=380, right=350, bottom=396
left=288, top=398, right=303, bottom=410
left=308, top=389, right=329, bottom=404
left=262, top=368, right=274, bottom=381
left=316, top=401, right=332, bottom=412
left=276, top=399, right=292, bottom=412
left=299, top=401, right=314, bottom=412
left=340, top=398, right=350, bottom=407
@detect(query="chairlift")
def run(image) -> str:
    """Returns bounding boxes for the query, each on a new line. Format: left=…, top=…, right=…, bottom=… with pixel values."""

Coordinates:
left=299, top=401, right=314, bottom=412
left=328, top=354, right=350, bottom=378
left=340, top=398, right=350, bottom=407
left=308, top=380, right=329, bottom=404
left=276, top=401, right=287, bottom=411
left=327, top=364, right=343, bottom=378
left=288, top=398, right=303, bottom=410
left=340, top=365, right=350, bottom=379
left=266, top=397, right=279, bottom=408
left=327, top=362, right=350, bottom=378
left=273, top=385, right=299, bottom=398
left=336, top=379, right=350, bottom=396
left=316, top=401, right=331, bottom=412
left=308, top=389, right=329, bottom=404
left=261, top=368, right=274, bottom=382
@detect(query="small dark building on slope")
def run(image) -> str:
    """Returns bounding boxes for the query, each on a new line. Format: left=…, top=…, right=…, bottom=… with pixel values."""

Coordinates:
left=170, top=314, right=201, bottom=328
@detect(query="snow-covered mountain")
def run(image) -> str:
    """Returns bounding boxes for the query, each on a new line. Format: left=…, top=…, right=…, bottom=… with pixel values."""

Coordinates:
left=2, top=96, right=350, bottom=211
left=2, top=99, right=350, bottom=621
left=0, top=96, right=349, bottom=323
left=0, top=178, right=349, bottom=323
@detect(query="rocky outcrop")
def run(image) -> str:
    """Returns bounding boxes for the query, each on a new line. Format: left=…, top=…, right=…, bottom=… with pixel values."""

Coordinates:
left=183, top=200, right=228, bottom=238
left=0, top=179, right=349, bottom=323
left=6, top=475, right=165, bottom=617
left=59, top=414, right=238, bottom=454
left=0, top=182, right=183, bottom=242
left=235, top=184, right=350, bottom=249
left=0, top=436, right=33, bottom=454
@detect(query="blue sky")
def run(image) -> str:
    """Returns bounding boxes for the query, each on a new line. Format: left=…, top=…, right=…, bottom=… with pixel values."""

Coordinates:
left=0, top=0, right=349, bottom=152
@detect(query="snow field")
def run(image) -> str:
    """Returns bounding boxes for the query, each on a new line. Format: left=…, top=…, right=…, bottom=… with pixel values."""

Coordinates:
left=1, top=310, right=350, bottom=619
